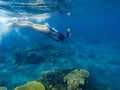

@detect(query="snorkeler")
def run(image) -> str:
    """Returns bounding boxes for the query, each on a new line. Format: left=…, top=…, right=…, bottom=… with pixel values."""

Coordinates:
left=48, top=27, right=71, bottom=41
left=14, top=20, right=71, bottom=41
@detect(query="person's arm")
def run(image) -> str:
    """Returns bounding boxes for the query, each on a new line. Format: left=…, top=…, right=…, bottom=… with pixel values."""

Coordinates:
left=48, top=34, right=61, bottom=41
left=48, top=27, right=60, bottom=36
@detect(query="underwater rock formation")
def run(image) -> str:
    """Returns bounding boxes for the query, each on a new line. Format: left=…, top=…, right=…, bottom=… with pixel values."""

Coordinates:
left=0, top=86, right=7, bottom=90
left=24, top=50, right=45, bottom=64
left=12, top=41, right=75, bottom=66
left=13, top=47, right=45, bottom=65
left=64, top=69, right=89, bottom=90
left=13, top=48, right=24, bottom=66
left=0, top=54, right=6, bottom=63
left=13, top=81, right=45, bottom=90
left=38, top=69, right=90, bottom=90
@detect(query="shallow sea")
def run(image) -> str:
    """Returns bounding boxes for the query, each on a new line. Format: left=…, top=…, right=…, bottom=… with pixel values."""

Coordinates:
left=0, top=0, right=120, bottom=90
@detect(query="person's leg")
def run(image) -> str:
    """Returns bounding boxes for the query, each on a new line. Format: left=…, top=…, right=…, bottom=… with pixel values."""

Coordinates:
left=14, top=19, right=50, bottom=33
left=31, top=24, right=50, bottom=33
left=14, top=20, right=33, bottom=27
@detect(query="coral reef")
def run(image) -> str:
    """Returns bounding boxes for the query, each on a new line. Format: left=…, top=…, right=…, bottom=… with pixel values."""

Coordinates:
left=37, top=69, right=90, bottom=90
left=0, top=86, right=7, bottom=90
left=64, top=69, right=89, bottom=90
left=37, top=69, right=69, bottom=90
left=13, top=81, right=45, bottom=90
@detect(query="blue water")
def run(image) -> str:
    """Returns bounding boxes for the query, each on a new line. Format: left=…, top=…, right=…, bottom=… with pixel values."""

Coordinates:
left=0, top=0, right=120, bottom=90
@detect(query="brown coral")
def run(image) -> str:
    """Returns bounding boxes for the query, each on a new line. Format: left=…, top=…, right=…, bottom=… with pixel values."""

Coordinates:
left=14, top=81, right=45, bottom=90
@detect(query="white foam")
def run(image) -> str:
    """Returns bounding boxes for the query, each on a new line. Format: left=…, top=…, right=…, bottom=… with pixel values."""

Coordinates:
left=0, top=9, right=50, bottom=42
left=0, top=10, right=13, bottom=41
left=17, top=13, right=50, bottom=22
left=0, top=0, right=45, bottom=6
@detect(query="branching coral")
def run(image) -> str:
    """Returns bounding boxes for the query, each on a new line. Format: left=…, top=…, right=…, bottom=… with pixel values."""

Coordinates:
left=63, top=69, right=89, bottom=90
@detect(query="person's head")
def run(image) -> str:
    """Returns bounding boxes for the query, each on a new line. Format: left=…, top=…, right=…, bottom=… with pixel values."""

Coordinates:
left=65, top=28, right=71, bottom=38
left=67, top=28, right=71, bottom=32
